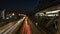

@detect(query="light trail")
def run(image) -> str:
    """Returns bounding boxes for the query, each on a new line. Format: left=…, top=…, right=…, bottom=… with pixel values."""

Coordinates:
left=22, top=17, right=32, bottom=34
left=0, top=21, right=16, bottom=34
left=2, top=17, right=25, bottom=34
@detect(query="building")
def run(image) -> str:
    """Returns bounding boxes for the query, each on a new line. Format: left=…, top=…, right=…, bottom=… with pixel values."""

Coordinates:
left=0, top=9, right=5, bottom=19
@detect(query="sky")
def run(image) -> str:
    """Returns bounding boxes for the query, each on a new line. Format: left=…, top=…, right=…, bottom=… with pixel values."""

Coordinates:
left=0, top=0, right=60, bottom=15
left=0, top=0, right=40, bottom=11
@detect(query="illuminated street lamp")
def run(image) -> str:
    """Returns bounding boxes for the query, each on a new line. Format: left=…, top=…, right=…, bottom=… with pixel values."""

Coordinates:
left=12, top=13, right=15, bottom=16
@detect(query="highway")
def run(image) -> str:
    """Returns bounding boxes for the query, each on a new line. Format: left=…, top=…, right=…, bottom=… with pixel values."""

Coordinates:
left=27, top=17, right=47, bottom=34
left=0, top=21, right=17, bottom=34
left=16, top=16, right=47, bottom=34
left=0, top=16, right=56, bottom=34
left=0, top=16, right=25, bottom=34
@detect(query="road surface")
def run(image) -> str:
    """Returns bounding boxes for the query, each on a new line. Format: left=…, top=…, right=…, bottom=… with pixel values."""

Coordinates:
left=17, top=16, right=46, bottom=34
left=0, top=21, right=17, bottom=34
left=27, top=17, right=47, bottom=34
left=0, top=16, right=48, bottom=34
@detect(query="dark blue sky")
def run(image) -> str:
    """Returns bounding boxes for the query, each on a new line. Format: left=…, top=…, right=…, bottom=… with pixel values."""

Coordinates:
left=0, top=0, right=40, bottom=11
left=0, top=0, right=60, bottom=15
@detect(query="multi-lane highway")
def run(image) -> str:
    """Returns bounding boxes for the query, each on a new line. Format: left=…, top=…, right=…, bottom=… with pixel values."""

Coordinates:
left=0, top=21, right=17, bottom=34
left=0, top=15, right=55, bottom=34
left=0, top=16, right=25, bottom=34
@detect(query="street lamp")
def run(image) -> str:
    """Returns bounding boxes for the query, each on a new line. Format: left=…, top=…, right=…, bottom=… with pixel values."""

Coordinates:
left=12, top=13, right=15, bottom=16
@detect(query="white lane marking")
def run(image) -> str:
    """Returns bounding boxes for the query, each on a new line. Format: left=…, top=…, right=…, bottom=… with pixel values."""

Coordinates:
left=0, top=24, right=12, bottom=34
left=0, top=22, right=15, bottom=34
left=2, top=17, right=25, bottom=34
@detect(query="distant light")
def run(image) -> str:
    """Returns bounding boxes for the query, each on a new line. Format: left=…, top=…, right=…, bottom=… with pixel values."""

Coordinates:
left=35, top=13, right=45, bottom=16
left=47, top=14, right=58, bottom=16
left=6, top=17, right=9, bottom=19
left=12, top=13, right=15, bottom=16
left=47, top=15, right=55, bottom=16
left=39, top=13, right=43, bottom=14
left=18, top=14, right=26, bottom=16
left=46, top=10, right=60, bottom=14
